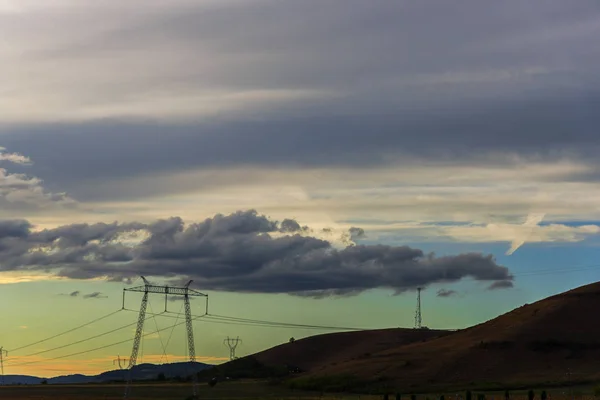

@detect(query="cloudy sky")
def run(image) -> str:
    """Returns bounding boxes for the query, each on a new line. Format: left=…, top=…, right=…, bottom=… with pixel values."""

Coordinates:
left=1, top=0, right=600, bottom=377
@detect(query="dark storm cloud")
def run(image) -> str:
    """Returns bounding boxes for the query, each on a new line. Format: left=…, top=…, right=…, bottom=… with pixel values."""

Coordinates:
left=280, top=219, right=302, bottom=233
left=61, top=290, right=107, bottom=299
left=487, top=280, right=514, bottom=290
left=349, top=227, right=366, bottom=240
left=0, top=220, right=31, bottom=239
left=83, top=292, right=107, bottom=299
left=0, top=210, right=513, bottom=296
left=1, top=1, right=600, bottom=199
left=437, top=289, right=458, bottom=298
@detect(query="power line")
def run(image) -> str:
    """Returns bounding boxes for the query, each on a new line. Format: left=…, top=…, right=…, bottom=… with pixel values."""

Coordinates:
left=6, top=319, right=140, bottom=363
left=203, top=313, right=367, bottom=331
left=8, top=309, right=122, bottom=353
left=7, top=314, right=206, bottom=368
left=128, top=308, right=366, bottom=331
left=160, top=303, right=185, bottom=364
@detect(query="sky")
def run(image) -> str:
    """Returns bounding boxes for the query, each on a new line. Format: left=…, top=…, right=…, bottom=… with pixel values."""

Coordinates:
left=1, top=0, right=600, bottom=378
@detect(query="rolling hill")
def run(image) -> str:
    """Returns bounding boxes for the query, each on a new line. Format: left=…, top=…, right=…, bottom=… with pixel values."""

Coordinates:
left=3, top=361, right=212, bottom=385
left=242, top=282, right=600, bottom=392
left=254, top=327, right=452, bottom=372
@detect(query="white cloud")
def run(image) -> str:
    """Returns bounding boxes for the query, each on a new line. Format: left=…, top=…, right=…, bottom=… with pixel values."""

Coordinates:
left=442, top=217, right=600, bottom=255
left=0, top=147, right=32, bottom=164
left=43, top=158, right=594, bottom=254
left=0, top=148, right=77, bottom=216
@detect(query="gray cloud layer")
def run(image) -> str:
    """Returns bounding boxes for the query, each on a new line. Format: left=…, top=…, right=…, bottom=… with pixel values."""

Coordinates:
left=1, top=0, right=599, bottom=200
left=0, top=210, right=513, bottom=296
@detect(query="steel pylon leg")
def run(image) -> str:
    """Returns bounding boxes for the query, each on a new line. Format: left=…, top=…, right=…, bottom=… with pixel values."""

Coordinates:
left=184, top=292, right=198, bottom=398
left=123, top=290, right=148, bottom=399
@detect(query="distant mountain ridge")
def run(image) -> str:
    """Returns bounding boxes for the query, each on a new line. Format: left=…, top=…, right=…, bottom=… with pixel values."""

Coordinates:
left=3, top=361, right=212, bottom=385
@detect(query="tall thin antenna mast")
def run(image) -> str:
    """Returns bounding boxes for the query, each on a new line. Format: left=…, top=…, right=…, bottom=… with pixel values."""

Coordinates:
left=224, top=336, right=242, bottom=360
left=414, top=287, right=423, bottom=329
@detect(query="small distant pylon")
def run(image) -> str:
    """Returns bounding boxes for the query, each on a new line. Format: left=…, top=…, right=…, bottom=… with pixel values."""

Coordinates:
left=224, top=336, right=242, bottom=360
left=0, top=347, right=7, bottom=385
left=414, top=287, right=423, bottom=329
left=113, top=355, right=130, bottom=370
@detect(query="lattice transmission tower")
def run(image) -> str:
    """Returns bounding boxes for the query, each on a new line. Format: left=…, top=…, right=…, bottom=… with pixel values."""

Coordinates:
left=224, top=336, right=242, bottom=360
left=0, top=347, right=7, bottom=385
left=122, top=276, right=208, bottom=400
left=414, top=287, right=423, bottom=329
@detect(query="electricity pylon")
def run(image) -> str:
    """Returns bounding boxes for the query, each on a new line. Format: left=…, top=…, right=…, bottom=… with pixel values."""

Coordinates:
left=113, top=355, right=130, bottom=370
left=0, top=347, right=7, bottom=385
left=122, top=276, right=208, bottom=399
left=414, top=287, right=423, bottom=329
left=224, top=336, right=242, bottom=360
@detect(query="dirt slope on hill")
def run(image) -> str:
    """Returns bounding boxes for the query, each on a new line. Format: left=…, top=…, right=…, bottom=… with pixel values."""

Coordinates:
left=305, top=281, right=600, bottom=390
left=253, top=327, right=453, bottom=372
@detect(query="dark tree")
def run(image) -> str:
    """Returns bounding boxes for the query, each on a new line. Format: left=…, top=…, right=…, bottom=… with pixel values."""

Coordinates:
left=384, top=394, right=389, bottom=400
left=541, top=391, right=547, bottom=400
left=528, top=390, right=535, bottom=400
left=289, top=337, right=295, bottom=343
left=505, top=390, right=510, bottom=400
left=466, top=391, right=472, bottom=400
left=396, top=393, right=402, bottom=400
left=440, top=395, right=445, bottom=400
left=40, top=380, right=48, bottom=385
left=157, top=372, right=166, bottom=381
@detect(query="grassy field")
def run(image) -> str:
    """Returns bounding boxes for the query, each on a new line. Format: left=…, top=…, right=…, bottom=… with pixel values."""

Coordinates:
left=0, top=381, right=597, bottom=400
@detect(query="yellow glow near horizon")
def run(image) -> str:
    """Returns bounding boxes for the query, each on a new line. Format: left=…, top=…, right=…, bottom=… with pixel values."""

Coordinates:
left=8, top=354, right=229, bottom=377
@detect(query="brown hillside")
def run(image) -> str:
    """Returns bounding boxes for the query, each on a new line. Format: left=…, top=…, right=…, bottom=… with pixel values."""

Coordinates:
left=254, top=327, right=453, bottom=372
left=304, top=281, right=600, bottom=390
